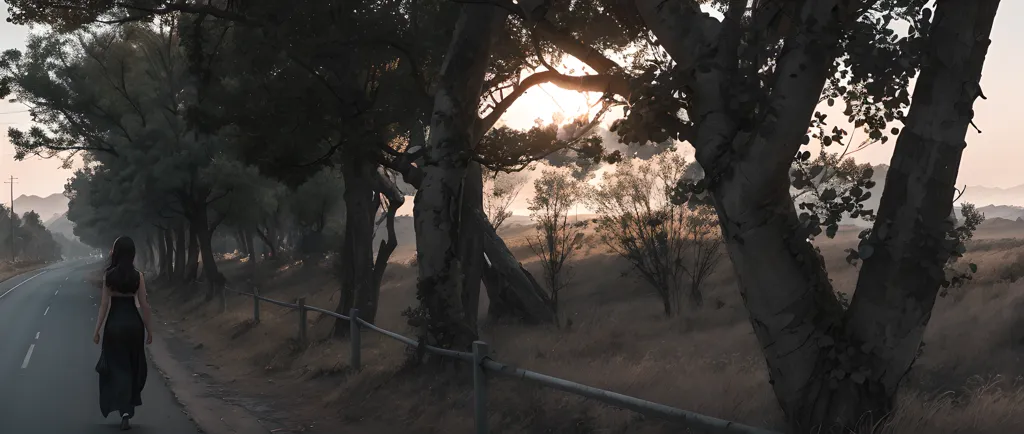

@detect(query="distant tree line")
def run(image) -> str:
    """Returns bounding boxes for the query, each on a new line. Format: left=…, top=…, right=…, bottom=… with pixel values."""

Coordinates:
left=0, top=205, right=63, bottom=263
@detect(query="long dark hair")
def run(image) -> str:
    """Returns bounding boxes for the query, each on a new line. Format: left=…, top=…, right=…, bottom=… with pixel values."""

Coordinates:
left=105, top=236, right=140, bottom=293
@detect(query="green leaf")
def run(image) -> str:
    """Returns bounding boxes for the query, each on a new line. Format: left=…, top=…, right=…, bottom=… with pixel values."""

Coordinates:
left=969, top=263, right=978, bottom=273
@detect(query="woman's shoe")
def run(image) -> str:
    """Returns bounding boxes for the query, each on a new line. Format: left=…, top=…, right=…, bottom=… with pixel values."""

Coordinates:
left=120, top=414, right=131, bottom=430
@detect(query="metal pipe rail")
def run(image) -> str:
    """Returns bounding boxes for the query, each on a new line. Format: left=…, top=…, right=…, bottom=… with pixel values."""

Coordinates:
left=219, top=286, right=784, bottom=434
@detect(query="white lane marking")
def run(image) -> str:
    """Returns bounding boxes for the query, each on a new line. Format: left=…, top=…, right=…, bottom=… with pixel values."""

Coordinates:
left=0, top=270, right=49, bottom=300
left=55, top=290, right=59, bottom=295
left=35, top=332, right=39, bottom=339
left=21, top=344, right=35, bottom=369
left=43, top=306, right=49, bottom=316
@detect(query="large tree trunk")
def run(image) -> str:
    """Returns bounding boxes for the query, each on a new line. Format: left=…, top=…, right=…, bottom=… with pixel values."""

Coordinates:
left=412, top=3, right=505, bottom=350
left=636, top=0, right=999, bottom=432
left=333, top=157, right=378, bottom=337
left=163, top=228, right=175, bottom=279
left=244, top=229, right=256, bottom=261
left=192, top=204, right=225, bottom=299
left=395, top=147, right=555, bottom=324
left=173, top=223, right=187, bottom=282
left=143, top=234, right=156, bottom=276
left=157, top=230, right=171, bottom=279
left=478, top=209, right=554, bottom=323
left=459, top=162, right=484, bottom=331
left=185, top=225, right=200, bottom=282
left=255, top=228, right=277, bottom=259
left=834, top=0, right=999, bottom=428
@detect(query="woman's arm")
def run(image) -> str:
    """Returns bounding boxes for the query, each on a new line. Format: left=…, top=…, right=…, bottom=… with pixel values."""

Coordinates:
left=136, top=273, right=154, bottom=344
left=93, top=280, right=111, bottom=343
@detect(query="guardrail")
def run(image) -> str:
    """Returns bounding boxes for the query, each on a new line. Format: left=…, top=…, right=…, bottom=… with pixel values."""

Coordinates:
left=224, top=287, right=783, bottom=434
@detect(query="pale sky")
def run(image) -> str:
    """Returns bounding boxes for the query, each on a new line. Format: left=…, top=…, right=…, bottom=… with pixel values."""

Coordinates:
left=1, top=2, right=1022, bottom=210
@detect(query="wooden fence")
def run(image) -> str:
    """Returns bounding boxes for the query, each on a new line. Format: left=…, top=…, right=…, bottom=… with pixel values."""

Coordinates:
left=226, top=287, right=783, bottom=434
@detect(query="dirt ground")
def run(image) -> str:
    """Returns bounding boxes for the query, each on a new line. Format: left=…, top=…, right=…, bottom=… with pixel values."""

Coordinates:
left=149, top=218, right=1024, bottom=434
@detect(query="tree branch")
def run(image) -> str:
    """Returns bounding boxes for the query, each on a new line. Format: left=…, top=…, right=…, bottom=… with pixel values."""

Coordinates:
left=475, top=70, right=629, bottom=141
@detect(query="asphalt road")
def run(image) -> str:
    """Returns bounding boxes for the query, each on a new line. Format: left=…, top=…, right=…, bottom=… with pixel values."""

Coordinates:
left=0, top=260, right=200, bottom=433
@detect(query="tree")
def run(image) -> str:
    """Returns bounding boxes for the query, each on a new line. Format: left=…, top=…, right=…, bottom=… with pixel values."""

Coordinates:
left=0, top=26, right=233, bottom=292
left=482, top=169, right=528, bottom=231
left=680, top=203, right=723, bottom=308
left=590, top=153, right=699, bottom=315
left=661, top=2, right=1001, bottom=430
left=0, top=207, right=63, bottom=263
left=6, top=0, right=1004, bottom=430
left=526, top=169, right=588, bottom=316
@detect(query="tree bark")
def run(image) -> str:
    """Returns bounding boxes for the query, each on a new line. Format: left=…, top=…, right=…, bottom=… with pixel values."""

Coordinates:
left=191, top=203, right=225, bottom=298
left=163, top=228, right=175, bottom=278
left=244, top=229, right=256, bottom=261
left=185, top=225, right=200, bottom=282
left=394, top=150, right=555, bottom=324
left=368, top=168, right=404, bottom=317
left=835, top=0, right=1000, bottom=428
left=255, top=227, right=277, bottom=258
left=412, top=3, right=505, bottom=350
left=156, top=229, right=170, bottom=279
left=333, top=157, right=377, bottom=337
left=173, top=223, right=187, bottom=282
left=459, top=162, right=485, bottom=331
left=478, top=209, right=555, bottom=323
left=636, top=0, right=1000, bottom=432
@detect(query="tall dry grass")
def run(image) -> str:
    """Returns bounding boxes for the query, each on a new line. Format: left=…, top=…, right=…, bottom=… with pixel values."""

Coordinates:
left=154, top=225, right=1024, bottom=434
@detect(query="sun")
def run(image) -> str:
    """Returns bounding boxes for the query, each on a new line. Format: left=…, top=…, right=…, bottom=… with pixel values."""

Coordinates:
left=495, top=57, right=611, bottom=131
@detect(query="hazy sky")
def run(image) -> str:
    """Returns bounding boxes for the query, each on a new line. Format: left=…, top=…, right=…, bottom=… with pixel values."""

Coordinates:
left=1, top=3, right=1022, bottom=207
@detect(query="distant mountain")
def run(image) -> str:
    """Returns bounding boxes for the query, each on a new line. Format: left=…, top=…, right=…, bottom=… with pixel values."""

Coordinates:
left=847, top=164, right=1024, bottom=227
left=864, top=164, right=1024, bottom=207
left=11, top=193, right=68, bottom=222
left=954, top=204, right=1024, bottom=222
left=956, top=184, right=1024, bottom=207
left=45, top=212, right=76, bottom=240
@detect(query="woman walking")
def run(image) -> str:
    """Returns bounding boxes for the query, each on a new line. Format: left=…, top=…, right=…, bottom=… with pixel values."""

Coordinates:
left=93, top=236, right=153, bottom=430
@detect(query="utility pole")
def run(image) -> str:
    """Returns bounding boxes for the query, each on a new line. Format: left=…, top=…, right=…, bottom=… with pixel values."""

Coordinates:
left=5, top=176, right=16, bottom=262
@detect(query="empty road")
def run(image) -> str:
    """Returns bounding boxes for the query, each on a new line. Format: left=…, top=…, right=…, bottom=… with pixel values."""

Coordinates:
left=0, top=260, right=200, bottom=433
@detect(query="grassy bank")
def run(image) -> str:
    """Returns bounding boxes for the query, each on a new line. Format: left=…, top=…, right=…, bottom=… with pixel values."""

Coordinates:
left=150, top=222, right=1024, bottom=433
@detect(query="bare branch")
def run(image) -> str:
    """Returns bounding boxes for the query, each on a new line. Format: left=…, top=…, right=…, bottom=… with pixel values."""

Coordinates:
left=475, top=71, right=630, bottom=141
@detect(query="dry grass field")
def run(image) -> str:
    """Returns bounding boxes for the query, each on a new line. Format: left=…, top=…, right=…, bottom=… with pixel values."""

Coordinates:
left=150, top=217, right=1024, bottom=433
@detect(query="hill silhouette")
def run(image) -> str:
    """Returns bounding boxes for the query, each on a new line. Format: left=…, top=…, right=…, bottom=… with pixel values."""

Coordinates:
left=12, top=193, right=68, bottom=224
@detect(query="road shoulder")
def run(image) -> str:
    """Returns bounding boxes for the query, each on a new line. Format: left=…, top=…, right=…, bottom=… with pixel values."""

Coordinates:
left=146, top=313, right=279, bottom=434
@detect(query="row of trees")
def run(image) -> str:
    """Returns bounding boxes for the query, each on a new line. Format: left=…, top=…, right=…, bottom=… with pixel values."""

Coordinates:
left=0, top=206, right=64, bottom=263
left=1, top=0, right=1002, bottom=432
left=518, top=153, right=725, bottom=320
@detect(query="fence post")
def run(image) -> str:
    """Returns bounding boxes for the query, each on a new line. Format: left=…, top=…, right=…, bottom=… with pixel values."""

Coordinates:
left=252, top=287, right=260, bottom=324
left=472, top=341, right=489, bottom=434
left=349, top=308, right=361, bottom=371
left=297, top=297, right=307, bottom=343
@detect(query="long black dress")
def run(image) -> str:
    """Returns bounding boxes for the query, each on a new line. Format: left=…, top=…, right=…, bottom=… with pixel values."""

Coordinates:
left=96, top=294, right=148, bottom=418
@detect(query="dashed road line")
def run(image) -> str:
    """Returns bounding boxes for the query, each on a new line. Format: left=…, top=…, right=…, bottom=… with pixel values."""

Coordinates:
left=21, top=344, right=35, bottom=369
left=35, top=332, right=39, bottom=339
left=43, top=306, right=50, bottom=316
